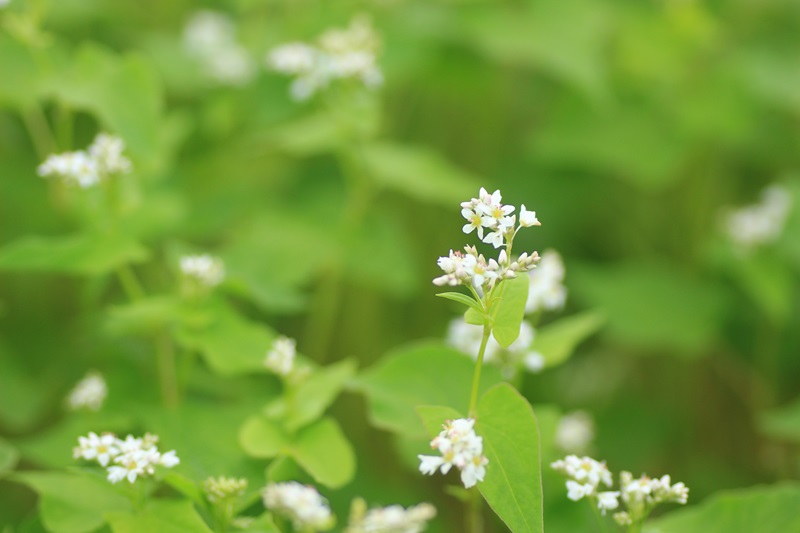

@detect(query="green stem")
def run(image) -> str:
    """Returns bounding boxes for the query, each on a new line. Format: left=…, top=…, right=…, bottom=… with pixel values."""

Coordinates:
left=467, top=488, right=483, bottom=533
left=21, top=105, right=55, bottom=159
left=589, top=498, right=611, bottom=533
left=468, top=323, right=492, bottom=417
left=55, top=102, right=73, bottom=150
left=155, top=330, right=179, bottom=408
left=116, top=265, right=146, bottom=301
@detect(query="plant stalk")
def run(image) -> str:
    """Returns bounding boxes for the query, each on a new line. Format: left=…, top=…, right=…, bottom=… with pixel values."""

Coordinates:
left=468, top=322, right=492, bottom=418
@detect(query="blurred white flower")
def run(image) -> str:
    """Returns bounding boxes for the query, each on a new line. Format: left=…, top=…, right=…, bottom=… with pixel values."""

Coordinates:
left=554, top=411, right=594, bottom=454
left=566, top=480, right=593, bottom=501
left=38, top=133, right=131, bottom=188
left=597, top=491, right=621, bottom=514
left=74, top=431, right=179, bottom=484
left=525, top=250, right=567, bottom=314
left=551, top=455, right=613, bottom=490
left=203, top=476, right=248, bottom=503
left=73, top=432, right=119, bottom=467
left=87, top=133, right=131, bottom=175
left=0, top=0, right=11, bottom=8
left=723, top=184, right=792, bottom=251
left=264, top=335, right=296, bottom=376
left=418, top=418, right=488, bottom=489
left=267, top=15, right=382, bottom=101
left=183, top=10, right=254, bottom=86
left=66, top=371, right=107, bottom=411
left=348, top=502, right=436, bottom=533
left=447, top=317, right=540, bottom=378
left=180, top=254, right=225, bottom=289
left=263, top=482, right=334, bottom=531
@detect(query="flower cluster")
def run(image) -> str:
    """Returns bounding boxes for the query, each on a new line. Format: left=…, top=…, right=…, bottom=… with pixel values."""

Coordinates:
left=183, top=10, right=254, bottom=85
left=724, top=184, right=792, bottom=251
left=525, top=250, right=567, bottom=314
left=551, top=455, right=618, bottom=513
left=613, top=471, right=689, bottom=526
left=434, top=188, right=540, bottom=290
left=73, top=432, right=179, bottom=484
left=447, top=318, right=544, bottom=378
left=264, top=335, right=296, bottom=376
left=37, top=133, right=131, bottom=188
left=65, top=371, right=107, bottom=411
left=554, top=411, right=595, bottom=454
left=203, top=476, right=248, bottom=503
left=266, top=15, right=382, bottom=101
left=263, top=482, right=334, bottom=531
left=180, top=254, right=225, bottom=290
left=347, top=501, right=436, bottom=533
left=418, top=418, right=488, bottom=489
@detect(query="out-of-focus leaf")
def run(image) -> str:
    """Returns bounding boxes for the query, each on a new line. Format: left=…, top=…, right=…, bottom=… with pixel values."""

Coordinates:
left=726, top=253, right=793, bottom=326
left=533, top=311, right=605, bottom=368
left=105, top=296, right=209, bottom=336
left=359, top=142, right=479, bottom=206
left=0, top=34, right=43, bottom=107
left=161, top=472, right=204, bottom=507
left=0, top=345, right=47, bottom=432
left=354, top=341, right=504, bottom=437
left=239, top=415, right=289, bottom=459
left=105, top=499, right=212, bottom=533
left=284, top=359, right=357, bottom=432
left=645, top=483, right=800, bottom=533
left=288, top=417, right=355, bottom=489
left=476, top=384, right=543, bottom=533
left=0, top=438, right=19, bottom=477
left=13, top=471, right=132, bottom=533
left=759, top=398, right=800, bottom=444
left=0, top=233, right=149, bottom=275
left=235, top=513, right=280, bottom=533
left=490, top=276, right=529, bottom=348
left=415, top=405, right=462, bottom=437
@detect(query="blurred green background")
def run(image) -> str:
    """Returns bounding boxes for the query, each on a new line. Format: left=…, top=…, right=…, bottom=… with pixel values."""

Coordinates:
left=1, top=0, right=800, bottom=531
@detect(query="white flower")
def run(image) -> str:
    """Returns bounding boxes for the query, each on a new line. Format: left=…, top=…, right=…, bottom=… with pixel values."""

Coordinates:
left=159, top=450, right=180, bottom=468
left=351, top=502, right=436, bottom=533
left=0, top=0, right=11, bottom=8
left=264, top=335, right=296, bottom=376
left=87, top=133, right=131, bottom=175
left=418, top=418, right=488, bottom=489
left=551, top=455, right=613, bottom=489
left=724, top=184, right=792, bottom=251
left=525, top=250, right=566, bottom=314
left=183, top=10, right=254, bottom=85
left=75, top=431, right=179, bottom=484
left=566, top=480, right=593, bottom=501
left=263, top=482, right=334, bottom=531
left=74, top=432, right=119, bottom=467
left=204, top=476, right=248, bottom=503
left=37, top=151, right=100, bottom=188
left=180, top=254, right=225, bottom=288
left=597, top=491, right=620, bottom=514
left=522, top=351, right=545, bottom=373
left=446, top=318, right=539, bottom=379
left=268, top=43, right=318, bottom=74
left=555, top=411, right=594, bottom=454
left=66, top=371, right=107, bottom=411
left=519, top=205, right=541, bottom=227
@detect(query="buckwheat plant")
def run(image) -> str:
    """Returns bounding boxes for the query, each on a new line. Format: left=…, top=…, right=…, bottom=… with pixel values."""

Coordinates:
left=203, top=476, right=248, bottom=532
left=37, top=132, right=131, bottom=188
left=552, top=455, right=689, bottom=532
left=345, top=498, right=437, bottom=533
left=263, top=481, right=335, bottom=532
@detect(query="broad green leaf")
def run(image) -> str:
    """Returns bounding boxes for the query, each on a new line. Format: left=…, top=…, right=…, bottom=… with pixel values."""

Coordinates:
left=437, top=292, right=483, bottom=312
left=174, top=301, right=277, bottom=376
left=759, top=397, right=800, bottom=444
left=0, top=345, right=46, bottom=432
left=464, top=306, right=486, bottom=325
left=355, top=341, right=504, bottom=437
left=490, top=276, right=530, bottom=348
left=236, top=513, right=280, bottom=533
left=264, top=112, right=343, bottom=155
left=416, top=405, right=463, bottom=437
left=105, top=499, right=212, bottom=533
left=0, top=34, right=44, bottom=107
left=726, top=253, right=793, bottom=326
left=359, top=142, right=478, bottom=206
left=533, top=311, right=605, bottom=368
left=288, top=417, right=355, bottom=489
left=476, top=384, right=543, bottom=533
left=13, top=471, right=132, bottom=533
left=645, top=483, right=800, bottom=533
left=239, top=416, right=289, bottom=459
left=0, top=438, right=19, bottom=477
left=105, top=296, right=207, bottom=336
left=0, top=233, right=149, bottom=275
left=285, top=359, right=357, bottom=432
left=161, top=472, right=204, bottom=507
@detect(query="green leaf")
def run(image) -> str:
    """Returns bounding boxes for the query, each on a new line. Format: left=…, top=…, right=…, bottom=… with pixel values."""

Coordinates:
left=239, top=416, right=289, bottom=459
left=285, top=359, right=357, bottom=432
left=0, top=233, right=149, bottom=275
left=532, top=311, right=605, bottom=368
left=464, top=307, right=486, bottom=326
left=0, top=438, right=19, bottom=477
left=437, top=292, right=483, bottom=313
left=359, top=142, right=479, bottom=206
left=13, top=471, right=132, bottom=533
left=105, top=499, right=213, bottom=533
left=354, top=341, right=504, bottom=437
left=490, top=276, right=530, bottom=348
left=416, top=405, right=463, bottom=437
left=288, top=417, right=355, bottom=489
left=236, top=513, right=280, bottom=533
left=161, top=472, right=205, bottom=507
left=0, top=34, right=44, bottom=107
left=645, top=483, right=800, bottom=533
left=759, top=397, right=800, bottom=444
left=476, top=384, right=543, bottom=533
left=174, top=301, right=277, bottom=376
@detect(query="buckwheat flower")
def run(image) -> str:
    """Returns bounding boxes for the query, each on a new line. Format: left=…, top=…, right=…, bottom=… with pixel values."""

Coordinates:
left=566, top=480, right=593, bottom=501
left=724, top=184, right=792, bottom=251
left=519, top=205, right=541, bottom=227
left=66, top=371, right=107, bottom=411
left=107, top=448, right=159, bottom=484
left=204, top=476, right=248, bottom=503
left=159, top=449, right=180, bottom=468
left=38, top=151, right=100, bottom=188
left=551, top=455, right=613, bottom=489
left=349, top=502, right=436, bottom=533
left=613, top=512, right=633, bottom=526
left=461, top=204, right=491, bottom=239
left=525, top=250, right=566, bottom=314
left=555, top=411, right=594, bottom=454
left=268, top=42, right=318, bottom=74
left=482, top=228, right=506, bottom=249
left=74, top=432, right=120, bottom=467
left=418, top=418, right=488, bottom=489
left=87, top=133, right=131, bottom=175
left=263, top=482, right=334, bottom=531
left=597, top=491, right=620, bottom=514
left=522, top=352, right=545, bottom=373
left=180, top=254, right=225, bottom=288
left=264, top=335, right=296, bottom=376
left=183, top=10, right=254, bottom=86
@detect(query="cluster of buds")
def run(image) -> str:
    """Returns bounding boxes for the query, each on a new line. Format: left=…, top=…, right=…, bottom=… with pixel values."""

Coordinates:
left=447, top=318, right=544, bottom=378
left=418, top=418, right=489, bottom=489
left=346, top=498, right=436, bottom=533
left=37, top=133, right=131, bottom=188
left=203, top=476, right=248, bottom=503
left=434, top=246, right=539, bottom=290
left=73, top=432, right=179, bottom=484
left=266, top=15, right=382, bottom=101
left=264, top=335, right=296, bottom=377
left=613, top=471, right=689, bottom=526
left=65, top=371, right=107, bottom=412
left=183, top=10, right=254, bottom=86
left=179, top=254, right=225, bottom=294
left=263, top=482, right=334, bottom=532
left=723, top=184, right=792, bottom=252
left=551, top=455, right=618, bottom=514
